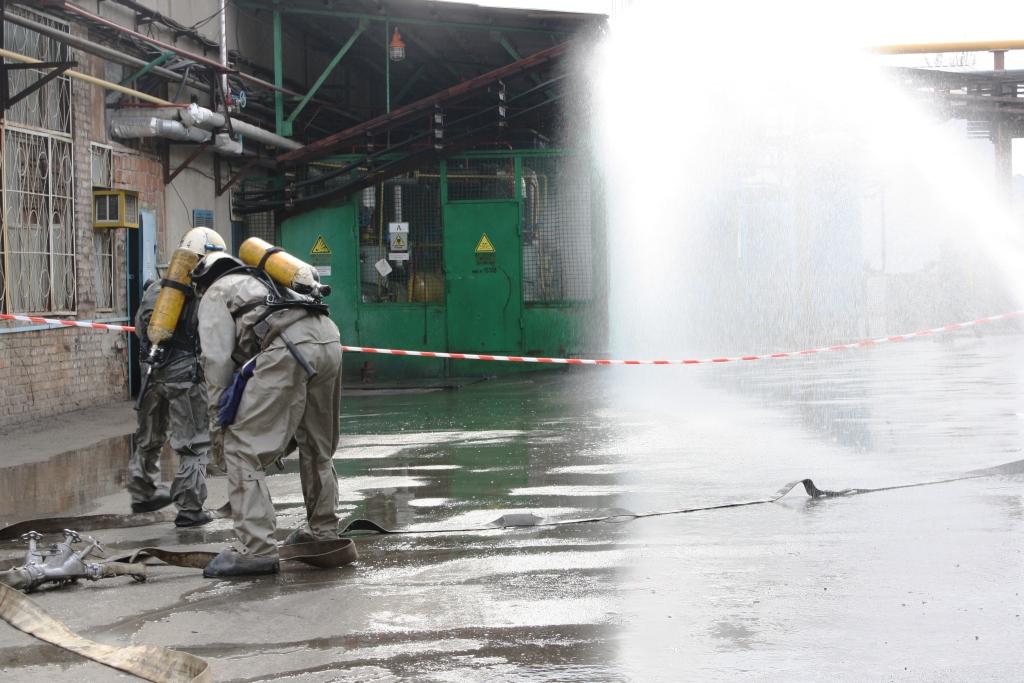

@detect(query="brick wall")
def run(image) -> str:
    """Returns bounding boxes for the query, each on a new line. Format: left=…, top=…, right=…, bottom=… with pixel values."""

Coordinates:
left=0, top=25, right=134, bottom=430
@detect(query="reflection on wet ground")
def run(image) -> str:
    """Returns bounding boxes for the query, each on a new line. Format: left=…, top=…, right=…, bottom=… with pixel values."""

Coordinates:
left=1, top=333, right=1023, bottom=680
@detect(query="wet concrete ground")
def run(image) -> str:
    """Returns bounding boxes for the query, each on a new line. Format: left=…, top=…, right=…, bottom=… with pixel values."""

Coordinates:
left=1, top=333, right=1023, bottom=680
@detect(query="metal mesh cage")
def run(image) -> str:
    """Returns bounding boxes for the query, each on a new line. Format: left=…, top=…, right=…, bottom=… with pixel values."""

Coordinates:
left=521, top=155, right=593, bottom=303
left=447, top=157, right=515, bottom=201
left=358, top=165, right=443, bottom=303
left=235, top=178, right=277, bottom=246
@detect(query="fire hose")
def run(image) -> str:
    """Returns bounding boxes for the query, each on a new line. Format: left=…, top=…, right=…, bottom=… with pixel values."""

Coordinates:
left=1, top=460, right=1020, bottom=681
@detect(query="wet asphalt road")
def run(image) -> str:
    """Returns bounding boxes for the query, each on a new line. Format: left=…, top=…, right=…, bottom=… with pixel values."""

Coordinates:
left=1, top=332, right=1023, bottom=681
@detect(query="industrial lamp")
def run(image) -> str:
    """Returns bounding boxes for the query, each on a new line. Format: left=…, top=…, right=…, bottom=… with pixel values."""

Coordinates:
left=389, top=28, right=406, bottom=61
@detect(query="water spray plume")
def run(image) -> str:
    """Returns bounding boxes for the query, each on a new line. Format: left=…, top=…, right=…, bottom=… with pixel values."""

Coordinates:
left=594, top=1, right=1024, bottom=358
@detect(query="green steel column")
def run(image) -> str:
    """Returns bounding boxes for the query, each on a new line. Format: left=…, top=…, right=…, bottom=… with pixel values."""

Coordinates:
left=439, top=159, right=448, bottom=204
left=384, top=19, right=391, bottom=113
left=119, top=51, right=173, bottom=85
left=273, top=6, right=286, bottom=136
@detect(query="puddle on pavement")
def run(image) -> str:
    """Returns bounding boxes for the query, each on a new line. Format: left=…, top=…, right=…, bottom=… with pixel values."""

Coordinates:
left=3, top=338, right=1024, bottom=680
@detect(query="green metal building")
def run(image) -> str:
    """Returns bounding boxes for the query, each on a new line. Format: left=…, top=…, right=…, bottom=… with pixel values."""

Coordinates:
left=277, top=150, right=605, bottom=380
left=232, top=1, right=607, bottom=381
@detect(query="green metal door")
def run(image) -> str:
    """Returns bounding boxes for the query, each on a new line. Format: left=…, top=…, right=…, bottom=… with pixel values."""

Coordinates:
left=443, top=200, right=522, bottom=358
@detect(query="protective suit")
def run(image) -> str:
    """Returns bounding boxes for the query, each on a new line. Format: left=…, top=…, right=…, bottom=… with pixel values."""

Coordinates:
left=127, top=281, right=211, bottom=526
left=196, top=257, right=342, bottom=576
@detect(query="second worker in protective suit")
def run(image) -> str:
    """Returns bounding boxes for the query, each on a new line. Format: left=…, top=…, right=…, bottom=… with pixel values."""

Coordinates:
left=191, top=249, right=343, bottom=577
left=127, top=227, right=226, bottom=526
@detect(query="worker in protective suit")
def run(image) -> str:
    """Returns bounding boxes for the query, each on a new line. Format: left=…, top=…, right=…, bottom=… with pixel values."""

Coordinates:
left=192, top=251, right=342, bottom=577
left=126, top=227, right=226, bottom=527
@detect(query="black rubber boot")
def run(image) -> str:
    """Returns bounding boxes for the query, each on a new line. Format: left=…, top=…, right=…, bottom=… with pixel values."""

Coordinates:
left=131, top=490, right=173, bottom=514
left=203, top=548, right=279, bottom=578
left=174, top=510, right=215, bottom=528
left=282, top=527, right=317, bottom=546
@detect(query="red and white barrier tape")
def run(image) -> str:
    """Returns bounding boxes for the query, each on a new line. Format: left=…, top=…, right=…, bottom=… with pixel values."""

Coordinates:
left=0, top=313, right=137, bottom=333
left=4, top=311, right=1022, bottom=366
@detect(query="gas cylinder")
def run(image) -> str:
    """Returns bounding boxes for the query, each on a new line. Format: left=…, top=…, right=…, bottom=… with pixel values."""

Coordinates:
left=147, top=248, right=200, bottom=346
left=238, top=237, right=330, bottom=297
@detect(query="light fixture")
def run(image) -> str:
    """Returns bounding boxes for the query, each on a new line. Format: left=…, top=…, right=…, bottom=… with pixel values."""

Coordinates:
left=389, top=27, right=406, bottom=62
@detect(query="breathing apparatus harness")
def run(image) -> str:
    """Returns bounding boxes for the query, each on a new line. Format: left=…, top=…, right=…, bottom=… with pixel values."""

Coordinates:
left=216, top=259, right=330, bottom=427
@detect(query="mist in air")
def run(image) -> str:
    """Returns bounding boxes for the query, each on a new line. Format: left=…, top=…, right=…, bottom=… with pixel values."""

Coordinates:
left=589, top=1, right=1024, bottom=358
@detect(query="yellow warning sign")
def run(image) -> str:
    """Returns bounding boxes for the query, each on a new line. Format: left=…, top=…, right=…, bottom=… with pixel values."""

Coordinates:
left=474, top=233, right=496, bottom=254
left=310, top=235, right=332, bottom=255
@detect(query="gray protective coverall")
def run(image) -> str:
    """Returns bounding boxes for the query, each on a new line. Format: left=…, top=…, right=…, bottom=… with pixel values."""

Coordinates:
left=198, top=273, right=342, bottom=558
left=127, top=282, right=210, bottom=522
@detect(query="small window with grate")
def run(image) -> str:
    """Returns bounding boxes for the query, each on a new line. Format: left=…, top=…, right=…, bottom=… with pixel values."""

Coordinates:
left=90, top=143, right=112, bottom=188
left=193, top=209, right=214, bottom=229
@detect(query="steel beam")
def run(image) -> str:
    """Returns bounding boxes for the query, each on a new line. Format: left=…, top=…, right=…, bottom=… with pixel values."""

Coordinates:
left=394, top=64, right=426, bottom=105
left=233, top=2, right=571, bottom=36
left=288, top=19, right=366, bottom=124
left=493, top=32, right=542, bottom=87
left=119, top=51, right=173, bottom=85
left=273, top=7, right=286, bottom=136
left=276, top=40, right=570, bottom=167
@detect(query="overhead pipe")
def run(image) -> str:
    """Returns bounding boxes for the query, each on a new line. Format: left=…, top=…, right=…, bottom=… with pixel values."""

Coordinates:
left=177, top=103, right=301, bottom=151
left=3, top=10, right=199, bottom=86
left=60, top=2, right=234, bottom=74
left=125, top=103, right=301, bottom=151
left=874, top=40, right=1024, bottom=55
left=58, top=0, right=354, bottom=121
left=110, top=115, right=212, bottom=144
left=0, top=37, right=298, bottom=151
left=0, top=46, right=170, bottom=105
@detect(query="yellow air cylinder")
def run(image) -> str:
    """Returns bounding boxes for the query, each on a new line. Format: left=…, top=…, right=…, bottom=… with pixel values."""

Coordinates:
left=238, top=237, right=328, bottom=296
left=147, top=248, right=200, bottom=346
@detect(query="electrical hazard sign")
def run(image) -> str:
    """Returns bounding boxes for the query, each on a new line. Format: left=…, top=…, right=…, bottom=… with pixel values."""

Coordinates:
left=474, top=233, right=496, bottom=254
left=390, top=233, right=407, bottom=250
left=310, top=235, right=332, bottom=255
left=474, top=232, right=496, bottom=267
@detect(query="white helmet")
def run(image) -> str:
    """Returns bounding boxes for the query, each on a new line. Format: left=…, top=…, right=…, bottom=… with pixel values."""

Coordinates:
left=179, top=227, right=226, bottom=256
left=190, top=251, right=245, bottom=291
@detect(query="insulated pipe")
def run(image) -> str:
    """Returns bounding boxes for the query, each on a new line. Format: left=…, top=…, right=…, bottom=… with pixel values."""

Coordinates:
left=0, top=47, right=171, bottom=105
left=110, top=115, right=212, bottom=143
left=180, top=104, right=302, bottom=151
left=0, top=43, right=297, bottom=151
left=219, top=0, right=229, bottom=104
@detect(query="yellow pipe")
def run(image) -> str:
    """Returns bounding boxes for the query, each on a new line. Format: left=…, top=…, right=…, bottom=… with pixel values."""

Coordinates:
left=873, top=40, right=1024, bottom=55
left=0, top=47, right=171, bottom=105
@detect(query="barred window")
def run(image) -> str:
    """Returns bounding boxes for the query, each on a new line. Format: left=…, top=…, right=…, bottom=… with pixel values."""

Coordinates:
left=1, top=8, right=75, bottom=314
left=91, top=144, right=114, bottom=311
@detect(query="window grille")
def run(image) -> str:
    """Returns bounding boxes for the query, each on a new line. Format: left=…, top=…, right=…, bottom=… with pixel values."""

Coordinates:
left=93, top=230, right=114, bottom=311
left=2, top=129, right=76, bottom=314
left=90, top=145, right=115, bottom=311
left=521, top=156, right=593, bottom=303
left=1, top=9, right=75, bottom=315
left=90, top=143, right=112, bottom=188
left=3, top=8, right=72, bottom=134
